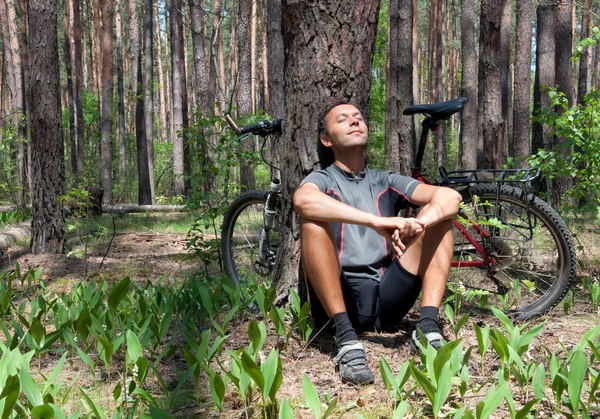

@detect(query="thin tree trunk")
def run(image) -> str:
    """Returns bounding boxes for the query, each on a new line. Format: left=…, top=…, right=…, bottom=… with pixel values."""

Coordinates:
left=577, top=0, right=593, bottom=104
left=136, top=50, right=152, bottom=204
left=411, top=0, right=419, bottom=147
left=99, top=0, right=114, bottom=205
left=63, top=0, right=76, bottom=176
left=164, top=5, right=173, bottom=137
left=250, top=0, right=257, bottom=112
left=81, top=0, right=89, bottom=89
left=479, top=0, right=504, bottom=169
left=532, top=3, right=556, bottom=155
left=115, top=0, right=127, bottom=182
left=129, top=0, right=140, bottom=100
left=512, top=0, right=533, bottom=165
left=273, top=0, right=380, bottom=300
left=238, top=0, right=254, bottom=190
left=72, top=0, right=84, bottom=178
left=170, top=0, right=190, bottom=197
left=552, top=0, right=574, bottom=205
left=18, top=0, right=29, bottom=197
left=500, top=0, right=512, bottom=147
left=29, top=0, right=66, bottom=254
left=385, top=0, right=414, bottom=176
left=433, top=0, right=444, bottom=166
left=459, top=0, right=478, bottom=170
left=227, top=3, right=237, bottom=107
left=5, top=0, right=26, bottom=204
left=144, top=0, right=155, bottom=202
left=207, top=0, right=220, bottom=113
left=155, top=2, right=167, bottom=141
left=0, top=0, right=16, bottom=113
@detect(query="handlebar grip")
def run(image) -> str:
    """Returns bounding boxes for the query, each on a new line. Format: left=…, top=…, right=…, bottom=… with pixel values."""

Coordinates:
left=239, top=121, right=266, bottom=135
left=224, top=115, right=241, bottom=135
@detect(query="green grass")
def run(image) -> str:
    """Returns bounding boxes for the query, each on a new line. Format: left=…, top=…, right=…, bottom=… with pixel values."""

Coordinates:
left=67, top=211, right=203, bottom=235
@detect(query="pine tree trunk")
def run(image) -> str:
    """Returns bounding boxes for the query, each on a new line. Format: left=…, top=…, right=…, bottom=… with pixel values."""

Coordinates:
left=155, top=4, right=167, bottom=141
left=238, top=0, right=254, bottom=190
left=5, top=0, right=26, bottom=204
left=479, top=0, right=505, bottom=169
left=385, top=0, right=414, bottom=176
left=18, top=0, right=30, bottom=198
left=63, top=0, right=77, bottom=177
left=552, top=0, right=574, bottom=205
left=577, top=0, right=593, bottom=104
left=512, top=0, right=533, bottom=165
left=207, top=0, right=219, bottom=113
left=250, top=0, right=257, bottom=113
left=136, top=50, right=152, bottom=205
left=170, top=0, right=190, bottom=197
left=459, top=0, right=479, bottom=170
left=433, top=0, right=444, bottom=167
left=115, top=1, right=127, bottom=181
left=72, top=0, right=84, bottom=178
left=500, top=0, right=512, bottom=146
left=29, top=0, right=66, bottom=254
left=532, top=3, right=555, bottom=155
left=411, top=0, right=419, bottom=147
left=0, top=1, right=16, bottom=113
left=273, top=0, right=380, bottom=301
left=128, top=0, right=140, bottom=100
left=144, top=0, right=155, bottom=202
left=99, top=0, right=114, bottom=205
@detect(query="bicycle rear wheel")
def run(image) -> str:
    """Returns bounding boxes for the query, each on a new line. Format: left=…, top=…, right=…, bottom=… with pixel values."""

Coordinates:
left=221, top=190, right=281, bottom=286
left=450, top=184, right=575, bottom=320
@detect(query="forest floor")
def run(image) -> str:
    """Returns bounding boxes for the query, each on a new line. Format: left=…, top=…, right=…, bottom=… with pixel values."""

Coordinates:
left=0, top=212, right=599, bottom=417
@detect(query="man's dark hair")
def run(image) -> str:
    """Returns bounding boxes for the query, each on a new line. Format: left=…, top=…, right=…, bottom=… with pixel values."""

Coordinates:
left=317, top=97, right=352, bottom=169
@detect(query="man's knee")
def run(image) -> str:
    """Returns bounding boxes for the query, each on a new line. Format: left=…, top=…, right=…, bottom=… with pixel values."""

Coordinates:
left=301, top=218, right=334, bottom=238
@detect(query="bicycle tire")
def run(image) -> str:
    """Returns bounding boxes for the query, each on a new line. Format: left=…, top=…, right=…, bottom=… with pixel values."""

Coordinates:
left=450, top=184, right=576, bottom=320
left=221, top=190, right=281, bottom=287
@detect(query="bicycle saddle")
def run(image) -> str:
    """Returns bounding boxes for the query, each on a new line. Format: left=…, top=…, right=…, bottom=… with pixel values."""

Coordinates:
left=403, top=97, right=468, bottom=120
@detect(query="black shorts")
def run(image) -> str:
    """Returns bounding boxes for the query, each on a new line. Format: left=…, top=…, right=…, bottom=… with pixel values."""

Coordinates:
left=304, top=258, right=422, bottom=333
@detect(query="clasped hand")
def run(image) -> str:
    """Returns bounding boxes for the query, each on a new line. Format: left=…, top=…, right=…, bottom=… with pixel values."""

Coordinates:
left=372, top=216, right=425, bottom=257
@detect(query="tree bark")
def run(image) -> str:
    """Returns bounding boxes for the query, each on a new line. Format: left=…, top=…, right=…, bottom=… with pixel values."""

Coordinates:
left=28, top=0, right=66, bottom=254
left=479, top=0, right=505, bottom=169
left=512, top=0, right=533, bottom=165
left=170, top=0, right=190, bottom=197
left=500, top=0, right=512, bottom=146
left=0, top=0, right=15, bottom=114
left=155, top=0, right=167, bottom=141
left=238, top=0, right=254, bottom=190
left=459, top=0, right=478, bottom=170
left=72, top=0, right=84, bottom=178
left=63, top=0, right=76, bottom=177
left=385, top=0, right=414, bottom=176
left=552, top=0, right=574, bottom=205
left=273, top=0, right=380, bottom=301
left=411, top=0, right=419, bottom=147
left=136, top=50, right=152, bottom=205
left=99, top=0, right=114, bottom=205
left=128, top=0, right=140, bottom=101
left=143, top=0, right=155, bottom=202
left=532, top=3, right=556, bottom=155
left=577, top=0, right=593, bottom=104
left=115, top=0, right=126, bottom=181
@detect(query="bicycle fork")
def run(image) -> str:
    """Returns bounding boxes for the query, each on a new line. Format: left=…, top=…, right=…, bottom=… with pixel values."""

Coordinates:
left=257, top=179, right=281, bottom=266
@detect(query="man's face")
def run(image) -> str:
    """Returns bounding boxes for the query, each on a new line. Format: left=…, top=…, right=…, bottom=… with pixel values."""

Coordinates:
left=321, top=104, right=368, bottom=152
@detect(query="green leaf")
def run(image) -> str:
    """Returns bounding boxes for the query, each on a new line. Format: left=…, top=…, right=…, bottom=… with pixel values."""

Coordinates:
left=126, top=330, right=143, bottom=364
left=322, top=396, right=338, bottom=419
left=433, top=339, right=462, bottom=383
left=30, top=317, right=46, bottom=346
left=75, top=347, right=96, bottom=379
left=409, top=362, right=436, bottom=405
left=532, top=363, right=546, bottom=401
left=302, top=375, right=320, bottom=419
left=433, top=367, right=452, bottom=419
left=107, top=277, right=131, bottom=311
left=478, top=383, right=508, bottom=419
left=490, top=306, right=514, bottom=334
left=113, top=383, right=121, bottom=401
left=209, top=370, right=225, bottom=410
left=515, top=399, right=538, bottom=419
left=74, top=307, right=91, bottom=341
left=392, top=401, right=408, bottom=419
left=148, top=406, right=174, bottom=419
left=454, top=313, right=470, bottom=336
left=20, top=361, right=43, bottom=408
left=79, top=388, right=107, bottom=419
left=279, top=397, right=293, bottom=419
left=31, top=404, right=55, bottom=419
left=1, top=375, right=20, bottom=419
left=261, top=349, right=282, bottom=400
left=379, top=357, right=395, bottom=395
left=567, top=349, right=587, bottom=413
left=241, top=351, right=265, bottom=393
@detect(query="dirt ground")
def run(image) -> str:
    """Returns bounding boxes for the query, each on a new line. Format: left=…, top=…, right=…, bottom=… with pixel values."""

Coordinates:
left=1, top=227, right=599, bottom=418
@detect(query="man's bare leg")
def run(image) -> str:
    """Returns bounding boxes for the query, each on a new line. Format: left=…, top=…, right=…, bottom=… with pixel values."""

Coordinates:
left=300, top=218, right=375, bottom=384
left=300, top=218, right=345, bottom=316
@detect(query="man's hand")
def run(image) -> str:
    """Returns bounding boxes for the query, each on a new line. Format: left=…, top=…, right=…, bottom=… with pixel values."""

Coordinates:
left=371, top=217, right=426, bottom=257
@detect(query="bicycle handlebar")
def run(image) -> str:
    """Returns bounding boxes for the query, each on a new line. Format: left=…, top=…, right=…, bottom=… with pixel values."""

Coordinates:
left=224, top=115, right=282, bottom=137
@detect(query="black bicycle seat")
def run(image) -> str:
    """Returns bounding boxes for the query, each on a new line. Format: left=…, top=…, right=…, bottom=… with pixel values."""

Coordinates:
left=403, top=97, right=468, bottom=120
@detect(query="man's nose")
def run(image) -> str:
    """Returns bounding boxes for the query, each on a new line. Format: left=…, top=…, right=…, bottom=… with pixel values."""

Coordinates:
left=349, top=117, right=359, bottom=125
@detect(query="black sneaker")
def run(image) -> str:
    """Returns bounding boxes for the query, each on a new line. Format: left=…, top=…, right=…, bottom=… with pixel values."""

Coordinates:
left=410, top=328, right=446, bottom=355
left=332, top=340, right=375, bottom=385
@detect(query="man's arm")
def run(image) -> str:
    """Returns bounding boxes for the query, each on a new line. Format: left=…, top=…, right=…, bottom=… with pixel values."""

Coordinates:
left=293, top=183, right=425, bottom=241
left=409, top=184, right=463, bottom=228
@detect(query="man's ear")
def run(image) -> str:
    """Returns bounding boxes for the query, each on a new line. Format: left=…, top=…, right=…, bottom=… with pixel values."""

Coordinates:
left=320, top=134, right=332, bottom=147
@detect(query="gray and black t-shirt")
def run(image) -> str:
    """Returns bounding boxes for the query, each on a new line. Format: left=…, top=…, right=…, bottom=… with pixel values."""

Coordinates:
left=299, top=164, right=420, bottom=282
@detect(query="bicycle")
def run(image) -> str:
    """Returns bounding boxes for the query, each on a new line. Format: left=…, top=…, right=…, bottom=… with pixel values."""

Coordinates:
left=220, top=98, right=576, bottom=320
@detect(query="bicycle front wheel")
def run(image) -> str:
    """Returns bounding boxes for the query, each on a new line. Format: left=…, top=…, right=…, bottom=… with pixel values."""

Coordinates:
left=450, top=184, right=575, bottom=320
left=221, top=190, right=281, bottom=287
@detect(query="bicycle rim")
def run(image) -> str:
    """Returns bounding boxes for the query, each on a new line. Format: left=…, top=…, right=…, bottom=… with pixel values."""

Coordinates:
left=450, top=184, right=575, bottom=319
left=221, top=191, right=280, bottom=286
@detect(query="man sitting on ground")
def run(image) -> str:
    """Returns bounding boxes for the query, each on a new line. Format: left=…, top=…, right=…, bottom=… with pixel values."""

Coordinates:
left=293, top=98, right=462, bottom=385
